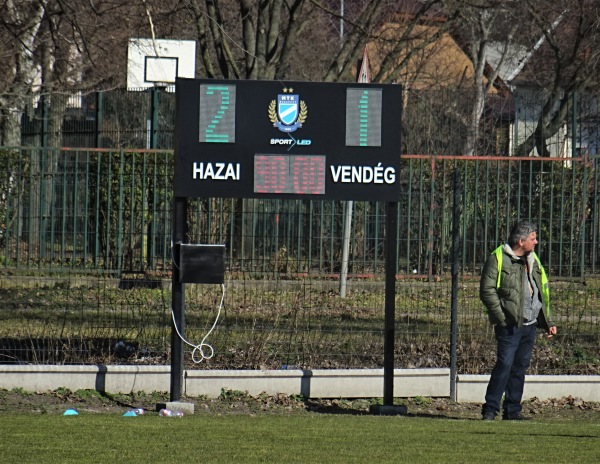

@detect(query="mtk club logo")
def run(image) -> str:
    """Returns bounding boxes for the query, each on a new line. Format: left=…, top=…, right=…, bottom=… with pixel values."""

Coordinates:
left=268, top=87, right=308, bottom=133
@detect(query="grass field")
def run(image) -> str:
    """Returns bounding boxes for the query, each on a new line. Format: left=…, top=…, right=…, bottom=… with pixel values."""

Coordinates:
left=1, top=388, right=600, bottom=463
left=1, top=413, right=599, bottom=463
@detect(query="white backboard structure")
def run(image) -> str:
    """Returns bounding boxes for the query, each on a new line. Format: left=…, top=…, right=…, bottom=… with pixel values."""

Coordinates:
left=127, top=38, right=196, bottom=90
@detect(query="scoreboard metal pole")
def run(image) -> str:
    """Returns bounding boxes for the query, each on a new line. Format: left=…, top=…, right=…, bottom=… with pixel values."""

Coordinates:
left=383, top=201, right=398, bottom=406
left=170, top=196, right=187, bottom=402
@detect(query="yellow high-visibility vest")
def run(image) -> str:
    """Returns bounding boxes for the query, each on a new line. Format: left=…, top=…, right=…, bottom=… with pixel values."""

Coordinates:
left=492, top=246, right=550, bottom=318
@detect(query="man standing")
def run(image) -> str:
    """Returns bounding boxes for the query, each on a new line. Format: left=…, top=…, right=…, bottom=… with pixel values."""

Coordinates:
left=480, top=221, right=557, bottom=420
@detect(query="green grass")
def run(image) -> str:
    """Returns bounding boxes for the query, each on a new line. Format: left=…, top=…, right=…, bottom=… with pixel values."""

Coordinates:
left=1, top=414, right=599, bottom=463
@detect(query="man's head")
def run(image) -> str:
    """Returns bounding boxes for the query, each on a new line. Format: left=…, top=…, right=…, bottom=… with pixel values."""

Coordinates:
left=507, top=221, right=538, bottom=256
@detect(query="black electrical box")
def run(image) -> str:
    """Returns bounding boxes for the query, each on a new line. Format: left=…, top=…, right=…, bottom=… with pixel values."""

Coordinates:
left=176, top=244, right=225, bottom=284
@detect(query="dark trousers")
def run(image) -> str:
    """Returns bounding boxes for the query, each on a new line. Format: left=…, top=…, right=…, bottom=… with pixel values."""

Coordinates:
left=482, top=323, right=537, bottom=416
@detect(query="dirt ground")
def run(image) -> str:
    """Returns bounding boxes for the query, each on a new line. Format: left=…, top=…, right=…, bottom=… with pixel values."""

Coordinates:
left=1, top=387, right=599, bottom=421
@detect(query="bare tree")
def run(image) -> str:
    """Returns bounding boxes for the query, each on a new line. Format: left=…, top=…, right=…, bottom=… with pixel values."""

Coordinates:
left=177, top=1, right=461, bottom=83
left=514, top=0, right=600, bottom=157
left=182, top=0, right=346, bottom=81
left=8, top=0, right=597, bottom=157
left=439, top=0, right=521, bottom=155
left=0, top=0, right=189, bottom=146
left=0, top=0, right=46, bottom=146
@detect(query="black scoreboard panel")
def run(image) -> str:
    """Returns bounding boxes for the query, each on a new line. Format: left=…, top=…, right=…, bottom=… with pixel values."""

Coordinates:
left=175, top=78, right=402, bottom=201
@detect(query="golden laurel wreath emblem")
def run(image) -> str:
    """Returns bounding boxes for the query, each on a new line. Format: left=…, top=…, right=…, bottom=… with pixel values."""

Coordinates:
left=268, top=100, right=308, bottom=126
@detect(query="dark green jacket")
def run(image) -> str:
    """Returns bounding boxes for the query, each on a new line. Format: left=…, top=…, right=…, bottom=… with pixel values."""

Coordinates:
left=480, top=245, right=553, bottom=331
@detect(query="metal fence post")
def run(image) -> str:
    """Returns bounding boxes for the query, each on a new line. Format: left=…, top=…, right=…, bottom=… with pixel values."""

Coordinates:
left=96, top=92, right=103, bottom=148
left=450, top=165, right=461, bottom=401
left=150, top=87, right=160, bottom=149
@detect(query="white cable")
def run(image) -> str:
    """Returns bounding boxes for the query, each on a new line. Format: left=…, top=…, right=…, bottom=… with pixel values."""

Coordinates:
left=171, top=283, right=225, bottom=363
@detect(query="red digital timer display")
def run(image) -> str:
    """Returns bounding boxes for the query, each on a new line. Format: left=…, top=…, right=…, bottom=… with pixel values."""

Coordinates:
left=254, top=155, right=326, bottom=195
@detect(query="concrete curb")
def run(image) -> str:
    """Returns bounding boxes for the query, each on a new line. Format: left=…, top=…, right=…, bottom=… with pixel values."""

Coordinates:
left=1, top=365, right=598, bottom=402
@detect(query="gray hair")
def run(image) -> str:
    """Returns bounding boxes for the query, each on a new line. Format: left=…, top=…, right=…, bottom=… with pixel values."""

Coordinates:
left=507, top=221, right=537, bottom=247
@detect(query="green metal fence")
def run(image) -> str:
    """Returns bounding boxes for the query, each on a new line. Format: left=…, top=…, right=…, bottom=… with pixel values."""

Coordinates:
left=0, top=148, right=173, bottom=272
left=21, top=88, right=175, bottom=150
left=1, top=147, right=599, bottom=374
left=1, top=148, right=598, bottom=277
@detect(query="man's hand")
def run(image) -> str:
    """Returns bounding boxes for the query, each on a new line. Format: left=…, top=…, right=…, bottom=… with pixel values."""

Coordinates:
left=545, top=326, right=557, bottom=339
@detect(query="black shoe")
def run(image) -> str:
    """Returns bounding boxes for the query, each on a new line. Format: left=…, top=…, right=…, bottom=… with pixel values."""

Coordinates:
left=502, top=413, right=532, bottom=421
left=482, top=412, right=496, bottom=421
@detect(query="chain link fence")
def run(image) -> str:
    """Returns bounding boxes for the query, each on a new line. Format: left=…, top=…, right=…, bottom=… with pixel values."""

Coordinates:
left=3, top=86, right=600, bottom=372
left=1, top=146, right=598, bottom=373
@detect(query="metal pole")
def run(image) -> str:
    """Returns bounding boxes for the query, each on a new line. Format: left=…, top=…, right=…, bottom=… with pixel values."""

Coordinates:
left=340, top=0, right=344, bottom=42
left=383, top=201, right=398, bottom=405
left=151, top=86, right=160, bottom=149
left=341, top=45, right=370, bottom=296
left=571, top=91, right=577, bottom=159
left=96, top=91, right=103, bottom=148
left=450, top=167, right=461, bottom=401
left=170, top=196, right=187, bottom=401
left=339, top=200, right=352, bottom=297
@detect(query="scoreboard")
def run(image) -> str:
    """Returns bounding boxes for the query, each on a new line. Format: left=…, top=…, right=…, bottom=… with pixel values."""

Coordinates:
left=174, top=78, right=402, bottom=200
